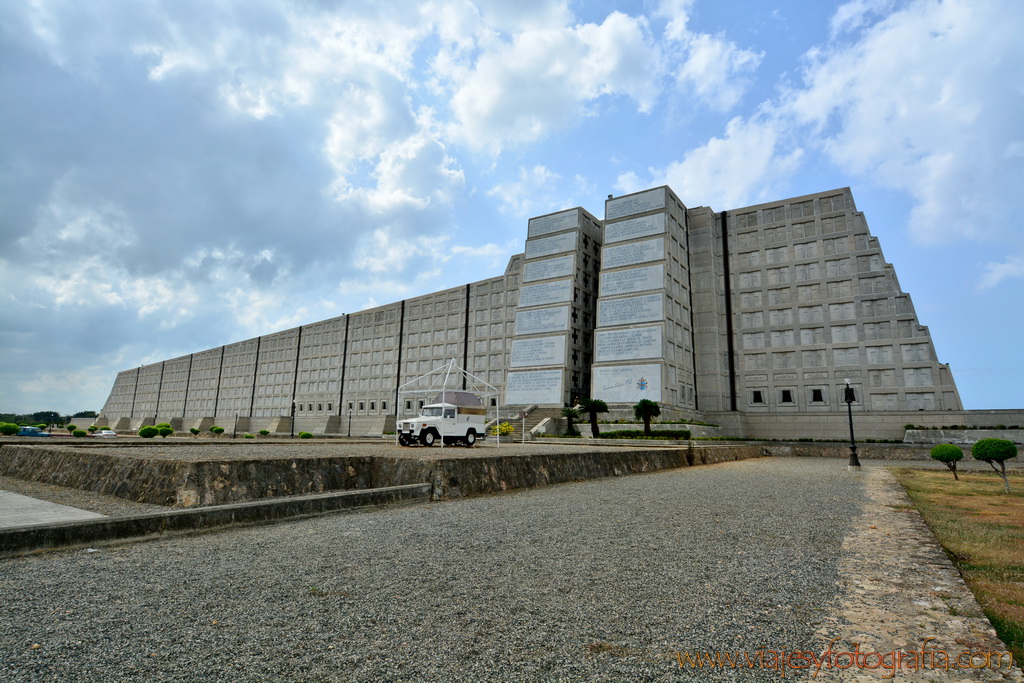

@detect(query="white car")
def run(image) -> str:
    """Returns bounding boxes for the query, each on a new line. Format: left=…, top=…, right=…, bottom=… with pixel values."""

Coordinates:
left=92, top=429, right=117, bottom=438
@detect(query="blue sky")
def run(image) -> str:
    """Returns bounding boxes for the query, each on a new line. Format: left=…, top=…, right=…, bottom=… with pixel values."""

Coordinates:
left=1, top=0, right=1021, bottom=413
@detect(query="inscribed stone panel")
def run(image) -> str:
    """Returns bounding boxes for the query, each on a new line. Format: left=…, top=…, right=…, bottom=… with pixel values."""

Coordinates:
left=598, top=294, right=663, bottom=327
left=523, top=255, right=575, bottom=282
left=528, top=209, right=579, bottom=238
left=592, top=363, right=662, bottom=402
left=505, top=369, right=563, bottom=405
left=604, top=214, right=666, bottom=244
left=595, top=325, right=663, bottom=362
left=602, top=238, right=665, bottom=269
left=510, top=335, right=566, bottom=368
left=606, top=188, right=666, bottom=220
left=599, top=264, right=664, bottom=297
left=515, top=306, right=570, bottom=335
left=518, top=279, right=573, bottom=308
left=525, top=232, right=576, bottom=258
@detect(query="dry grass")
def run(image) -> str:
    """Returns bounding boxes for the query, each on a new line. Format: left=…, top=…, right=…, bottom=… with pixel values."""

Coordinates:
left=891, top=467, right=1024, bottom=664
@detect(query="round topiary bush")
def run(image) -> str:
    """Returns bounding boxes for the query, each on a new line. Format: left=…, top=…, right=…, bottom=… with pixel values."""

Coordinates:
left=971, top=438, right=1018, bottom=493
left=929, top=443, right=963, bottom=480
left=158, top=426, right=174, bottom=438
left=259, top=429, right=270, bottom=436
left=210, top=426, right=225, bottom=434
left=139, top=426, right=159, bottom=438
left=66, top=424, right=77, bottom=434
left=0, top=422, right=19, bottom=436
left=244, top=433, right=255, bottom=439
left=189, top=428, right=200, bottom=436
left=298, top=431, right=313, bottom=439
left=72, top=429, right=88, bottom=438
left=87, top=425, right=98, bottom=433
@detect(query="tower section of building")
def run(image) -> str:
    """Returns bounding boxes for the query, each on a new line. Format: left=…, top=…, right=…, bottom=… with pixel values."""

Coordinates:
left=590, top=187, right=697, bottom=417
left=505, top=208, right=602, bottom=407
left=727, top=188, right=961, bottom=413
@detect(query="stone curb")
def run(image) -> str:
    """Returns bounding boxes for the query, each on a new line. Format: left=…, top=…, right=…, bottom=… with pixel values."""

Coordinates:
left=0, top=482, right=431, bottom=558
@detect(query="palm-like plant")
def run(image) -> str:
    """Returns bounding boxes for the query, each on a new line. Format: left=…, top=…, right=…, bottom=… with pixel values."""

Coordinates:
left=633, top=399, right=660, bottom=437
left=577, top=398, right=609, bottom=437
left=560, top=406, right=580, bottom=436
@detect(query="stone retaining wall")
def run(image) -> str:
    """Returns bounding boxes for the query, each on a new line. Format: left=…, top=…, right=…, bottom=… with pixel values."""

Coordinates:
left=1, top=443, right=768, bottom=507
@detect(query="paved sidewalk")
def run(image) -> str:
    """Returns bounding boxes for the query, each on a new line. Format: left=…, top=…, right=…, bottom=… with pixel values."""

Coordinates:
left=0, top=490, right=106, bottom=529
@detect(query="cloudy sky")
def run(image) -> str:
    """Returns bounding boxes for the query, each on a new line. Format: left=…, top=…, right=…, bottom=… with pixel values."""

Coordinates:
left=1, top=0, right=1021, bottom=414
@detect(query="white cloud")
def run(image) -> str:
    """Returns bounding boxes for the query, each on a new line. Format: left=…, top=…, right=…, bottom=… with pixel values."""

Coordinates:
left=787, top=0, right=1024, bottom=245
left=487, top=165, right=564, bottom=217
left=673, top=32, right=762, bottom=111
left=830, top=0, right=894, bottom=37
left=978, top=254, right=1024, bottom=290
left=447, top=12, right=661, bottom=153
left=624, top=115, right=804, bottom=209
left=656, top=0, right=762, bottom=111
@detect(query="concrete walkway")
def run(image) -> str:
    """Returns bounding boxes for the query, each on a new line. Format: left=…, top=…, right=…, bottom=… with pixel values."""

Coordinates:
left=0, top=490, right=106, bottom=529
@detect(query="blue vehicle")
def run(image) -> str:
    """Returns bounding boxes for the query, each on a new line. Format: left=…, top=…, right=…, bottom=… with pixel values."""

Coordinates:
left=17, top=426, right=51, bottom=437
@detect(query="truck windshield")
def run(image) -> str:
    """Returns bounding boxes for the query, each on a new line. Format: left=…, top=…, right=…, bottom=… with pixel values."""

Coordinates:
left=421, top=407, right=443, bottom=417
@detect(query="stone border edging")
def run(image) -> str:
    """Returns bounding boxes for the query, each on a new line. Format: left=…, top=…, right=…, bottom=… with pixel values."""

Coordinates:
left=0, top=483, right=431, bottom=558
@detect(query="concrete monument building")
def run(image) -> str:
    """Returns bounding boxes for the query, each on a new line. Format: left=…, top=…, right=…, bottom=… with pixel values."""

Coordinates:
left=99, top=185, right=965, bottom=438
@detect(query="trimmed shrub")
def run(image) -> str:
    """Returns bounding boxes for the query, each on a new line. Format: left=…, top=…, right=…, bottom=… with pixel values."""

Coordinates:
left=971, top=438, right=1018, bottom=493
left=158, top=426, right=173, bottom=438
left=65, top=424, right=77, bottom=434
left=929, top=443, right=964, bottom=480
left=87, top=425, right=98, bottom=433
left=139, top=426, right=159, bottom=438
left=189, top=428, right=200, bottom=436
left=36, top=423, right=48, bottom=430
left=259, top=429, right=270, bottom=436
left=210, top=426, right=225, bottom=435
left=243, top=433, right=255, bottom=439
left=298, top=431, right=313, bottom=439
left=0, top=422, right=20, bottom=436
left=72, top=429, right=88, bottom=438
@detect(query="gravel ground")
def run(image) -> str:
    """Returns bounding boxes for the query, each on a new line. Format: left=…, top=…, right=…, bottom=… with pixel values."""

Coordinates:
left=0, top=457, right=866, bottom=682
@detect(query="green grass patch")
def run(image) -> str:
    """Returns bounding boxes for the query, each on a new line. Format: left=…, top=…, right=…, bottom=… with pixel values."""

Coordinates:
left=890, top=467, right=1024, bottom=666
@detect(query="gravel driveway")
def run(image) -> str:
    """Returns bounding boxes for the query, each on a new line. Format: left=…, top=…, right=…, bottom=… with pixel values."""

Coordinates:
left=1, top=457, right=864, bottom=681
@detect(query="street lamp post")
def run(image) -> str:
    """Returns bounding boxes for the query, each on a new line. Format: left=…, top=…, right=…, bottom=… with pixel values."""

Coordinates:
left=290, top=402, right=296, bottom=439
left=844, top=379, right=861, bottom=470
left=347, top=408, right=353, bottom=438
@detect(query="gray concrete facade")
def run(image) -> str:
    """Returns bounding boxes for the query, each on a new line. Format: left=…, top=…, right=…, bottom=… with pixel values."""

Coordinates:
left=98, top=185, right=966, bottom=437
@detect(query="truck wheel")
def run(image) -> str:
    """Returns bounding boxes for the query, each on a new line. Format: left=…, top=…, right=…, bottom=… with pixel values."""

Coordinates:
left=465, top=431, right=476, bottom=447
left=398, top=434, right=410, bottom=446
left=420, top=431, right=436, bottom=447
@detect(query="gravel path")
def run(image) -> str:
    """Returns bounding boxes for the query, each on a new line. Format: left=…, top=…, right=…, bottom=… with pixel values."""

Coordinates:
left=1, top=457, right=864, bottom=681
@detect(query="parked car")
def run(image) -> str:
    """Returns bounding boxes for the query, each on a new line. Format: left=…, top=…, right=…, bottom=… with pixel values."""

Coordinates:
left=18, top=426, right=51, bottom=437
left=92, top=429, right=117, bottom=438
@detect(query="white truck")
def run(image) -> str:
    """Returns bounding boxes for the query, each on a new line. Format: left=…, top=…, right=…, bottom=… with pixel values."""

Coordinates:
left=397, top=391, right=486, bottom=447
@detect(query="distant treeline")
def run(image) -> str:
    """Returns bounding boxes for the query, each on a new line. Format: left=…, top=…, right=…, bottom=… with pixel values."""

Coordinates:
left=0, top=410, right=96, bottom=425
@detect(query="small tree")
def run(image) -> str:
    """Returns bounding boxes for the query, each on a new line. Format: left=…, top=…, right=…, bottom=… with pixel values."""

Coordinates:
left=560, top=406, right=580, bottom=436
left=139, top=426, right=159, bottom=438
left=930, top=443, right=964, bottom=480
left=633, top=399, right=661, bottom=437
left=190, top=428, right=200, bottom=437
left=158, top=426, right=173, bottom=438
left=88, top=425, right=98, bottom=433
left=210, top=426, right=225, bottom=435
left=66, top=424, right=77, bottom=435
left=578, top=398, right=609, bottom=437
left=971, top=438, right=1018, bottom=493
left=0, top=423, right=19, bottom=436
